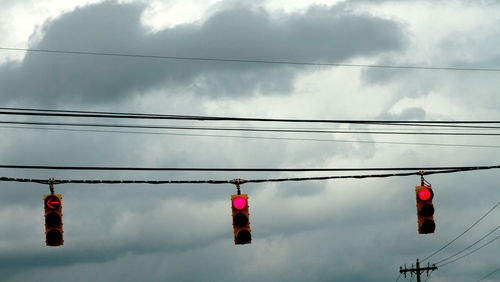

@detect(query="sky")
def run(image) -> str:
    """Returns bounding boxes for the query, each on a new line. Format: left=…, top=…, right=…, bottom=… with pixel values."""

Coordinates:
left=0, top=0, right=499, bottom=281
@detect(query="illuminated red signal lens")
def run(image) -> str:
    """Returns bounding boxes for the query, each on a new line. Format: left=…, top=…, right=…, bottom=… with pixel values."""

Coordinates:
left=232, top=197, right=247, bottom=210
left=45, top=195, right=61, bottom=210
left=418, top=188, right=433, bottom=201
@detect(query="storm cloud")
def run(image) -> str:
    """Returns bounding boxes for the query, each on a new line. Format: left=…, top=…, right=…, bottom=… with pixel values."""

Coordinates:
left=0, top=1, right=498, bottom=282
left=0, top=1, right=406, bottom=105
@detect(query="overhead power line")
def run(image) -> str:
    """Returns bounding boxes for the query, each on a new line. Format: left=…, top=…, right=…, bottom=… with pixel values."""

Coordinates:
left=435, top=226, right=500, bottom=266
left=477, top=265, right=500, bottom=282
left=1, top=120, right=499, bottom=136
left=2, top=47, right=500, bottom=72
left=438, top=235, right=500, bottom=268
left=424, top=271, right=434, bottom=282
left=2, top=107, right=496, bottom=130
left=0, top=164, right=498, bottom=172
left=5, top=107, right=499, bottom=130
left=0, top=166, right=497, bottom=185
left=421, top=201, right=500, bottom=262
left=3, top=125, right=499, bottom=148
left=1, top=108, right=499, bottom=148
left=0, top=108, right=499, bottom=128
left=0, top=106, right=166, bottom=117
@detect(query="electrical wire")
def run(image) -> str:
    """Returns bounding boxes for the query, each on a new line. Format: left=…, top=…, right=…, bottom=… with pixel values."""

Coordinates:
left=0, top=109, right=499, bottom=129
left=438, top=235, right=500, bottom=268
left=421, top=201, right=500, bottom=262
left=424, top=271, right=434, bottom=282
left=2, top=110, right=498, bottom=130
left=0, top=164, right=498, bottom=172
left=3, top=122, right=499, bottom=132
left=1, top=125, right=499, bottom=148
left=477, top=265, right=500, bottom=282
left=434, top=226, right=499, bottom=265
left=1, top=120, right=499, bottom=136
left=2, top=47, right=500, bottom=72
left=3, top=107, right=500, bottom=126
left=0, top=167, right=497, bottom=185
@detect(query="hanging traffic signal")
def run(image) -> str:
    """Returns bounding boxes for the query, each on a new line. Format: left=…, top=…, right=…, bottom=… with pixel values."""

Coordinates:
left=231, top=194, right=252, bottom=245
left=415, top=186, right=435, bottom=234
left=44, top=194, right=64, bottom=246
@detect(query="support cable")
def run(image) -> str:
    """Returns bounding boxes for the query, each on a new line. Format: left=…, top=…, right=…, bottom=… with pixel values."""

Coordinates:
left=0, top=166, right=497, bottom=185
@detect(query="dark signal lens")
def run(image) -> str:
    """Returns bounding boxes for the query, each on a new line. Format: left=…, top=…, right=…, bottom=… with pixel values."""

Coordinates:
left=45, top=212, right=62, bottom=227
left=420, top=204, right=435, bottom=217
left=418, top=188, right=433, bottom=201
left=236, top=230, right=252, bottom=244
left=421, top=220, right=436, bottom=234
left=46, top=230, right=63, bottom=246
left=233, top=213, right=249, bottom=227
left=232, top=197, right=247, bottom=210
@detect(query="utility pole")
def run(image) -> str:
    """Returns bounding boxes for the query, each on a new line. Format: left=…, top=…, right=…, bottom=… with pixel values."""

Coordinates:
left=399, top=259, right=437, bottom=282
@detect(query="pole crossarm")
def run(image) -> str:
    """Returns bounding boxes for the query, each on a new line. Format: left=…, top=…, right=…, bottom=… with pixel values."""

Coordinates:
left=399, top=259, right=437, bottom=282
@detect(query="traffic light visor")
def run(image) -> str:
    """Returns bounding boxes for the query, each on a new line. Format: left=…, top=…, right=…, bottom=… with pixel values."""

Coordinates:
left=232, top=196, right=247, bottom=210
left=418, top=188, right=433, bottom=201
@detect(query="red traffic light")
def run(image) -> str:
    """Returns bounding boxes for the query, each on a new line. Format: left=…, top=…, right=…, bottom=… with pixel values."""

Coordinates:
left=43, top=194, right=64, bottom=246
left=231, top=194, right=251, bottom=245
left=415, top=186, right=436, bottom=234
left=232, top=196, right=247, bottom=210
left=417, top=188, right=433, bottom=201
left=45, top=195, right=61, bottom=210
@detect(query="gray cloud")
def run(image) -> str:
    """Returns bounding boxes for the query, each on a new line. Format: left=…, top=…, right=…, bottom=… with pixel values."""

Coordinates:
left=377, top=107, right=427, bottom=121
left=0, top=2, right=498, bottom=282
left=0, top=1, right=406, bottom=105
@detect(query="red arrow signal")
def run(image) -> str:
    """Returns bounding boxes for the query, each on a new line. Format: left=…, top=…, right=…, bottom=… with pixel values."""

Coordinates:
left=47, top=200, right=59, bottom=209
left=45, top=196, right=61, bottom=210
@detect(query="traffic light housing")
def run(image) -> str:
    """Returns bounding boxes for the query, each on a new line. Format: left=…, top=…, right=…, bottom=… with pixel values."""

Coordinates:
left=231, top=194, right=251, bottom=245
left=415, top=186, right=435, bottom=234
left=44, top=194, right=64, bottom=246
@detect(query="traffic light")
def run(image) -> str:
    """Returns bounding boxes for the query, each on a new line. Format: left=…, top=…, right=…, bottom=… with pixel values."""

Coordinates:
left=44, top=194, right=64, bottom=246
left=415, top=186, right=435, bottom=234
left=231, top=194, right=251, bottom=245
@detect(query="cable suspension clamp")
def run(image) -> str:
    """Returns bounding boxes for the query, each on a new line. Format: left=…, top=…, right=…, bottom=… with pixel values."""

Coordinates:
left=230, top=178, right=246, bottom=195
left=419, top=171, right=427, bottom=186
left=419, top=171, right=431, bottom=186
left=48, top=178, right=55, bottom=194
